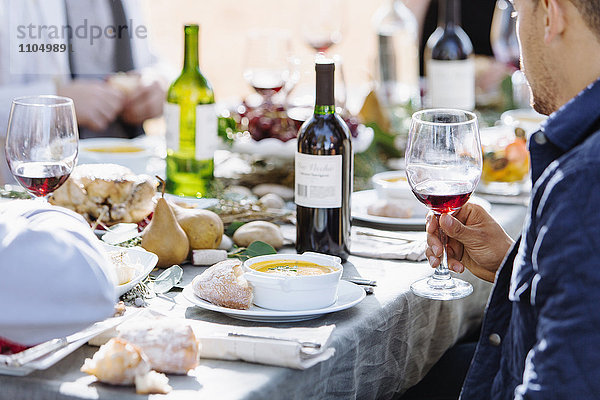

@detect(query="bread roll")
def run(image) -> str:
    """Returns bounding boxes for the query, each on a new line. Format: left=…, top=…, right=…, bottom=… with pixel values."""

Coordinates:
left=118, top=320, right=200, bottom=374
left=81, top=338, right=150, bottom=385
left=192, top=259, right=253, bottom=309
left=81, top=337, right=171, bottom=394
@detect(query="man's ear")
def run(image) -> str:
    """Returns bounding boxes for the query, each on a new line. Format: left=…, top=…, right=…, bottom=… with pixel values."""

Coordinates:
left=543, top=0, right=566, bottom=44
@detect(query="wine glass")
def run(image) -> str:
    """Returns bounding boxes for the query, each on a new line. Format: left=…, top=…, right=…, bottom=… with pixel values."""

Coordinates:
left=243, top=29, right=292, bottom=109
left=405, top=109, right=482, bottom=300
left=5, top=96, right=78, bottom=201
left=301, top=0, right=343, bottom=54
left=490, top=0, right=520, bottom=68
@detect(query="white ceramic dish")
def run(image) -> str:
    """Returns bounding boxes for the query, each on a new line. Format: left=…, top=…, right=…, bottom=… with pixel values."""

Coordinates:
left=182, top=280, right=365, bottom=322
left=101, top=243, right=158, bottom=297
left=371, top=171, right=413, bottom=201
left=78, top=138, right=154, bottom=175
left=230, top=124, right=374, bottom=158
left=352, top=190, right=491, bottom=229
left=243, top=252, right=343, bottom=311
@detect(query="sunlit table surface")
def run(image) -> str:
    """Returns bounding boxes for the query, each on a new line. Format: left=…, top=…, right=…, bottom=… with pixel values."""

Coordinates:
left=0, top=203, right=527, bottom=400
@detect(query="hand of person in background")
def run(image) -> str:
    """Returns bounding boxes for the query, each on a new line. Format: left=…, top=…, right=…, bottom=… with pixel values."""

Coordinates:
left=425, top=203, right=514, bottom=283
left=57, top=80, right=125, bottom=132
left=119, top=76, right=167, bottom=125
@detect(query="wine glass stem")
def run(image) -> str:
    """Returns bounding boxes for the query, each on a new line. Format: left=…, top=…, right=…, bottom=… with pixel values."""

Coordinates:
left=433, top=213, right=451, bottom=281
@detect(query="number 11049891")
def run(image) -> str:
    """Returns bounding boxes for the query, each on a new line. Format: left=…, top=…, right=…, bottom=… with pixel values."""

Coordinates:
left=18, top=43, right=73, bottom=53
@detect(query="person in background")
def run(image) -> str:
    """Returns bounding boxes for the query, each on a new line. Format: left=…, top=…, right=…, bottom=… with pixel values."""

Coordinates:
left=402, top=0, right=600, bottom=398
left=0, top=0, right=170, bottom=184
left=0, top=200, right=116, bottom=353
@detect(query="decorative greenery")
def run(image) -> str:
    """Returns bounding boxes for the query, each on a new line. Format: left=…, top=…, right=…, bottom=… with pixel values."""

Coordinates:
left=228, top=240, right=276, bottom=262
left=152, top=265, right=184, bottom=294
left=0, top=185, right=30, bottom=199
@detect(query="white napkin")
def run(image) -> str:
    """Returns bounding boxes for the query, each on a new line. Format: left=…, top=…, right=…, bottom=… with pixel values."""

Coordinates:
left=0, top=201, right=117, bottom=346
left=194, top=324, right=335, bottom=370
left=90, top=310, right=335, bottom=370
left=350, top=228, right=427, bottom=261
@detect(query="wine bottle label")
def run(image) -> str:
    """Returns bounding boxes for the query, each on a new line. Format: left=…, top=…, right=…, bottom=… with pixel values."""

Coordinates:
left=164, top=102, right=218, bottom=160
left=164, top=102, right=180, bottom=152
left=427, top=58, right=475, bottom=110
left=194, top=104, right=218, bottom=160
left=295, top=152, right=343, bottom=208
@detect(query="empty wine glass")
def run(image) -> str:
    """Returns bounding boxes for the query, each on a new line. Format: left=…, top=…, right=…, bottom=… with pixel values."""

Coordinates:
left=405, top=109, right=482, bottom=300
left=5, top=96, right=78, bottom=201
left=243, top=29, right=292, bottom=109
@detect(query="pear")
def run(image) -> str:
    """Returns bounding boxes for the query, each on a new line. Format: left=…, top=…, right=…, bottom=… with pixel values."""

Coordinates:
left=171, top=203, right=224, bottom=250
left=141, top=197, right=189, bottom=268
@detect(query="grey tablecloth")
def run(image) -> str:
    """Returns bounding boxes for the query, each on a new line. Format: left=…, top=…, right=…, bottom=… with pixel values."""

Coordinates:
left=0, top=204, right=527, bottom=400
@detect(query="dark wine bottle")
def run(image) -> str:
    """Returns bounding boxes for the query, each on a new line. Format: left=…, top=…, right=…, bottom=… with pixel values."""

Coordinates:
left=295, top=60, right=352, bottom=261
left=425, top=0, right=475, bottom=110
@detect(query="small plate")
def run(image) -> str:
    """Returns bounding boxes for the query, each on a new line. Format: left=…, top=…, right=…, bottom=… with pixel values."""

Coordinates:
left=101, top=244, right=158, bottom=297
left=352, top=189, right=491, bottom=230
left=182, top=280, right=366, bottom=322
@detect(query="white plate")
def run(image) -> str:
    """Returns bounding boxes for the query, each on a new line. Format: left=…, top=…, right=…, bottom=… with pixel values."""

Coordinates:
left=101, top=244, right=158, bottom=297
left=0, top=310, right=141, bottom=376
left=182, top=280, right=366, bottom=322
left=352, top=189, right=491, bottom=229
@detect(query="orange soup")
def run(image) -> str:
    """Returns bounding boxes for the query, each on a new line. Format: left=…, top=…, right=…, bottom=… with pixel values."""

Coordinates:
left=250, top=260, right=336, bottom=276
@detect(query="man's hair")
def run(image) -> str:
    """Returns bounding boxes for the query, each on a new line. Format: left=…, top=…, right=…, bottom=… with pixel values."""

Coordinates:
left=568, top=0, right=600, bottom=38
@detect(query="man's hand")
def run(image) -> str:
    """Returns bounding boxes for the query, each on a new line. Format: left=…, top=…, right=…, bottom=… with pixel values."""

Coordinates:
left=120, top=78, right=166, bottom=125
left=57, top=80, right=125, bottom=132
left=425, top=203, right=514, bottom=283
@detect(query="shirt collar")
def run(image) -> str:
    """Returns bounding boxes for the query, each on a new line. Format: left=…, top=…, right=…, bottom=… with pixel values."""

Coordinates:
left=541, top=77, right=600, bottom=152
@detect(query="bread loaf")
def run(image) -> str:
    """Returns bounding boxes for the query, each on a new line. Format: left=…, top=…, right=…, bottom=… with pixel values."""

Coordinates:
left=192, top=259, right=253, bottom=309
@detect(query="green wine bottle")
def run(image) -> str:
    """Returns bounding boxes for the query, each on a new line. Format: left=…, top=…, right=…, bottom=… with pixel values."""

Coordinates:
left=164, top=24, right=217, bottom=198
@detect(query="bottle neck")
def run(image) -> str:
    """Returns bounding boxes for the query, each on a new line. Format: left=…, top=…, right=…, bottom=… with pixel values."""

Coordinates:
left=183, top=26, right=199, bottom=72
left=439, top=0, right=460, bottom=29
left=315, top=65, right=335, bottom=114
left=314, top=105, right=336, bottom=115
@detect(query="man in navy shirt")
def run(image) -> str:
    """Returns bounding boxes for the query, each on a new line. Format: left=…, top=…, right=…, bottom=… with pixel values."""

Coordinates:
left=424, top=0, right=600, bottom=398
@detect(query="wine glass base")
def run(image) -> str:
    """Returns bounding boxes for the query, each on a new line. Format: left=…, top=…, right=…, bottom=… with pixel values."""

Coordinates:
left=410, top=276, right=473, bottom=300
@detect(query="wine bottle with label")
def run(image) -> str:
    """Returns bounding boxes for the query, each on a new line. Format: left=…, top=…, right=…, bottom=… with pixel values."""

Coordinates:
left=425, top=0, right=475, bottom=110
left=164, top=24, right=217, bottom=198
left=295, top=59, right=352, bottom=261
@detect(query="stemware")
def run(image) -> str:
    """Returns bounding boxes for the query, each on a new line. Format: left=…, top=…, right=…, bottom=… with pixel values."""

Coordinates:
left=5, top=96, right=78, bottom=201
left=300, top=0, right=343, bottom=54
left=490, top=0, right=520, bottom=68
left=405, top=109, right=482, bottom=300
left=243, top=29, right=292, bottom=109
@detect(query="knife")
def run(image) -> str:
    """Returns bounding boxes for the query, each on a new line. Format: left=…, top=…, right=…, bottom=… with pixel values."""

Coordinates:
left=0, top=310, right=140, bottom=368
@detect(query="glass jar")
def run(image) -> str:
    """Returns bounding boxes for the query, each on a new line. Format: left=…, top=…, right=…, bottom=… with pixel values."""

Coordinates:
left=479, top=125, right=530, bottom=195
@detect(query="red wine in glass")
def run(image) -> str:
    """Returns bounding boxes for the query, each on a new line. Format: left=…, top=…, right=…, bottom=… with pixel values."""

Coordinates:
left=412, top=180, right=473, bottom=214
left=244, top=69, right=287, bottom=99
left=12, top=161, right=71, bottom=197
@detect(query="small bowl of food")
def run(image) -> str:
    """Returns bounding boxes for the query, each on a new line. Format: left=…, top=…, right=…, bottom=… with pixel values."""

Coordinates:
left=480, top=125, right=530, bottom=195
left=372, top=171, right=413, bottom=201
left=79, top=138, right=153, bottom=175
left=243, top=252, right=343, bottom=311
left=500, top=108, right=547, bottom=136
